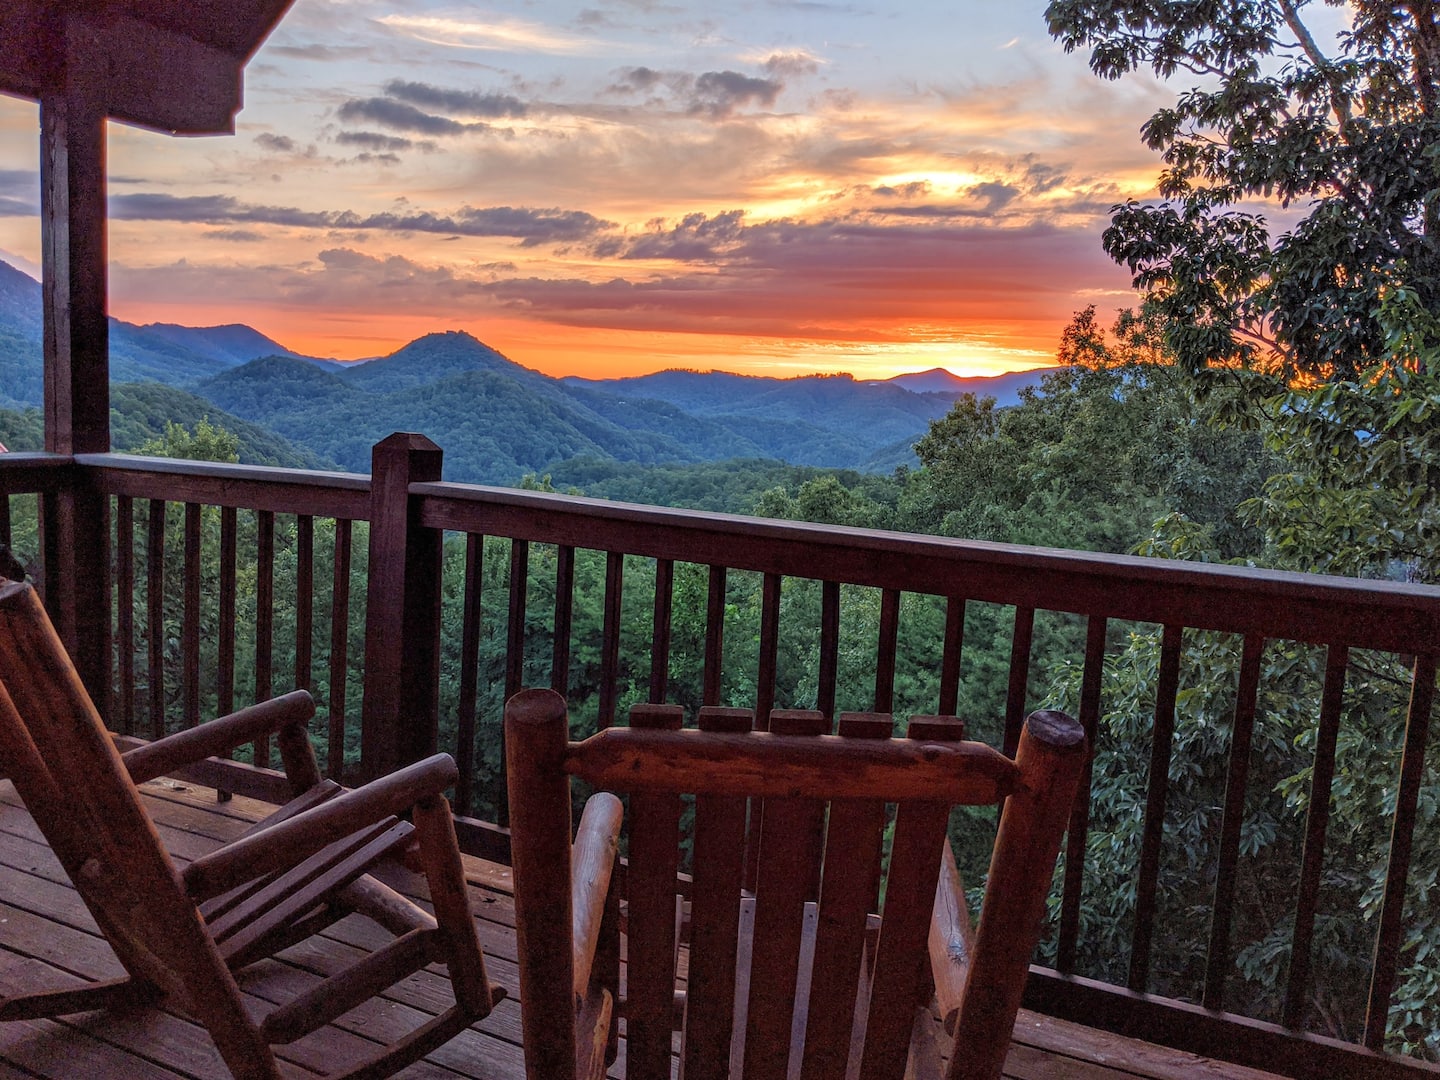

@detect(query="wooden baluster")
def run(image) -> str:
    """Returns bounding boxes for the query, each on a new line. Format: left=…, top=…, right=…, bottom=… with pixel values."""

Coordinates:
left=1364, top=652, right=1437, bottom=1049
left=744, top=708, right=829, bottom=1080
left=1003, top=606, right=1035, bottom=757
left=682, top=705, right=754, bottom=1080
left=873, top=589, right=900, bottom=714
left=327, top=518, right=350, bottom=782
left=626, top=702, right=685, bottom=1080
left=455, top=533, right=483, bottom=817
left=1202, top=632, right=1264, bottom=1008
left=597, top=551, right=623, bottom=731
left=115, top=495, right=134, bottom=736
left=1283, top=644, right=1348, bottom=1030
left=818, top=582, right=840, bottom=721
left=938, top=596, right=966, bottom=716
left=1129, top=622, right=1182, bottom=992
left=182, top=502, right=201, bottom=729
left=1058, top=615, right=1107, bottom=975
left=552, top=544, right=575, bottom=696
left=505, top=538, right=528, bottom=702
left=649, top=557, right=673, bottom=703
left=218, top=506, right=237, bottom=721
left=295, top=514, right=313, bottom=692
left=146, top=498, right=165, bottom=740
left=254, top=508, right=275, bottom=768
left=704, top=564, right=726, bottom=707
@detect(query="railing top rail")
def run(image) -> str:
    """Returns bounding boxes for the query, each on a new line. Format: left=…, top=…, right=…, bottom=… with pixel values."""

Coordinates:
left=413, top=478, right=1440, bottom=654
left=10, top=452, right=1438, bottom=653
left=76, top=453, right=372, bottom=519
left=0, top=452, right=77, bottom=494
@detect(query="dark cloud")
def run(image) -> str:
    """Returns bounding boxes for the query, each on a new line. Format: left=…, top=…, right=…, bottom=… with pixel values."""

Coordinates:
left=254, top=133, right=297, bottom=153
left=108, top=192, right=612, bottom=245
left=207, top=229, right=266, bottom=242
left=620, top=210, right=746, bottom=261
left=349, top=152, right=403, bottom=166
left=1022, top=159, right=1067, bottom=195
left=968, top=182, right=1020, bottom=212
left=872, top=181, right=932, bottom=199
left=336, top=98, right=481, bottom=136
left=606, top=66, right=783, bottom=117
left=336, top=131, right=416, bottom=152
left=761, top=52, right=820, bottom=79
left=689, top=71, right=782, bottom=118
left=382, top=80, right=528, bottom=119
left=608, top=66, right=675, bottom=95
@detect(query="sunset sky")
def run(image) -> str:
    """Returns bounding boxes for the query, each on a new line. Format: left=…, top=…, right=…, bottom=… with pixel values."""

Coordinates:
left=0, top=0, right=1174, bottom=379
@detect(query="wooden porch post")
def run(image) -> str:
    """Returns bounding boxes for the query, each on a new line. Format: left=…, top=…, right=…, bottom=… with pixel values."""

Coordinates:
left=360, top=433, right=444, bottom=782
left=38, top=15, right=112, bottom=717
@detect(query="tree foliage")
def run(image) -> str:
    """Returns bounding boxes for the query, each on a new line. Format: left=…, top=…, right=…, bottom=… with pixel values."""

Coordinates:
left=1047, top=0, right=1440, bottom=380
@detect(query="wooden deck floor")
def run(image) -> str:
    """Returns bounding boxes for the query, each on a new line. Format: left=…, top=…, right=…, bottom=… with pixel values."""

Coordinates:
left=0, top=778, right=1283, bottom=1080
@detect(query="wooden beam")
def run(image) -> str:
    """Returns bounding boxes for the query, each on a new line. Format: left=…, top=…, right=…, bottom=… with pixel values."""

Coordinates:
left=39, top=24, right=111, bottom=715
left=0, top=5, right=267, bottom=136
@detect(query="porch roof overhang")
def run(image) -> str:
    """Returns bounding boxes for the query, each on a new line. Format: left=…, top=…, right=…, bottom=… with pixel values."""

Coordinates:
left=0, top=0, right=294, bottom=135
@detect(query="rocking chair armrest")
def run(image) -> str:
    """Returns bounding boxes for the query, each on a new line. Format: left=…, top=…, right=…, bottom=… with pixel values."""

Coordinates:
left=571, top=793, right=623, bottom=1004
left=183, top=753, right=459, bottom=901
left=929, top=837, right=974, bottom=1037
left=122, top=691, right=316, bottom=785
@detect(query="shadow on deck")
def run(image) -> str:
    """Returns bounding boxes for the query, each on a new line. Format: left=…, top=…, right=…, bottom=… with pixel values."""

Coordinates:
left=0, top=779, right=1283, bottom=1080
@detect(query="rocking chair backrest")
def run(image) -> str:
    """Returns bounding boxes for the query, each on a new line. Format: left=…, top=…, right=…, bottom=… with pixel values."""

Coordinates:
left=0, top=581, right=252, bottom=1025
left=506, top=688, right=1087, bottom=1080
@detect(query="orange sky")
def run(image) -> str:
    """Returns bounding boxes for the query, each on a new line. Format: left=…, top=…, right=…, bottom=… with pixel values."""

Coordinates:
left=0, top=0, right=1163, bottom=380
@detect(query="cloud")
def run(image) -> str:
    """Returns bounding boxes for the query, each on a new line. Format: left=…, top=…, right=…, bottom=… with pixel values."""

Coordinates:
left=689, top=71, right=783, bottom=117
left=382, top=80, right=528, bottom=119
left=207, top=229, right=266, bottom=242
left=760, top=51, right=823, bottom=78
left=337, top=98, right=484, bottom=135
left=108, top=192, right=613, bottom=245
left=608, top=67, right=671, bottom=95
left=620, top=210, right=746, bottom=260
left=604, top=66, right=784, bottom=117
left=335, top=131, right=417, bottom=152
left=254, top=133, right=298, bottom=153
left=375, top=13, right=607, bottom=55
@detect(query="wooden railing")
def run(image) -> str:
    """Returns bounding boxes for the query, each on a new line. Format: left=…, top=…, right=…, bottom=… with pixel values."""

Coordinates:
left=2, top=438, right=1438, bottom=1080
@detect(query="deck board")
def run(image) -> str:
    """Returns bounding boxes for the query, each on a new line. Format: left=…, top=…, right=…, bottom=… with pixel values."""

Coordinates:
left=0, top=780, right=1282, bottom=1080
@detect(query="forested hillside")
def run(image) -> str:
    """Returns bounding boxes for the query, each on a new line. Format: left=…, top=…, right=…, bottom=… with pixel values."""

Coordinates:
left=0, top=260, right=1051, bottom=481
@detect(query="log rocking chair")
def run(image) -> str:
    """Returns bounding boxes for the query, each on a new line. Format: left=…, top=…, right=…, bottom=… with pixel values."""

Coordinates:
left=0, top=579, right=503, bottom=1080
left=504, top=687, right=1087, bottom=1080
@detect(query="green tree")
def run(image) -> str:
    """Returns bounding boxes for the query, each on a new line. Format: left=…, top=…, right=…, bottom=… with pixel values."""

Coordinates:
left=134, top=417, right=241, bottom=464
left=1046, top=0, right=1440, bottom=381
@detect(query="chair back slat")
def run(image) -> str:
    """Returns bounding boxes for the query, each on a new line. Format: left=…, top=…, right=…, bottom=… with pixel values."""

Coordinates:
left=682, top=707, right=754, bottom=1080
left=743, top=709, right=829, bottom=1080
left=859, top=718, right=966, bottom=1078
left=624, top=703, right=685, bottom=1080
left=801, top=713, right=893, bottom=1080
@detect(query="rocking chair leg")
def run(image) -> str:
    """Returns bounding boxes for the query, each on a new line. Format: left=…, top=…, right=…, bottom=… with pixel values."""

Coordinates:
left=0, top=976, right=160, bottom=1020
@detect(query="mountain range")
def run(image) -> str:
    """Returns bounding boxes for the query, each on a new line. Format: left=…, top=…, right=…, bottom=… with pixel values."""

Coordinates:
left=0, top=259, right=1051, bottom=483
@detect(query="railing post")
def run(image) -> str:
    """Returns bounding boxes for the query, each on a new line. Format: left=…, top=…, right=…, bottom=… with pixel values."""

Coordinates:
left=360, top=433, right=444, bottom=782
left=38, top=35, right=112, bottom=719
